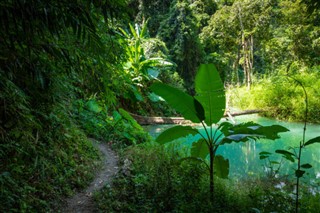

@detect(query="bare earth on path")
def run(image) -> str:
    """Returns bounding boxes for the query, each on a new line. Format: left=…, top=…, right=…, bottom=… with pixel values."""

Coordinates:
left=62, top=139, right=119, bottom=213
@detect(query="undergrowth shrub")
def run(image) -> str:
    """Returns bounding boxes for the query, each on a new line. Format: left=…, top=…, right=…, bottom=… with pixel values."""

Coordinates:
left=0, top=102, right=100, bottom=212
left=94, top=143, right=320, bottom=212
left=229, top=66, right=320, bottom=123
left=72, top=98, right=152, bottom=149
left=94, top=144, right=259, bottom=212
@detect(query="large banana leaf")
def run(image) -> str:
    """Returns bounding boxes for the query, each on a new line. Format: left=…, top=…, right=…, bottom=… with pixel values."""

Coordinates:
left=195, top=64, right=225, bottom=126
left=151, top=82, right=205, bottom=123
left=191, top=139, right=209, bottom=160
left=220, top=122, right=289, bottom=144
left=156, top=126, right=199, bottom=144
left=214, top=155, right=229, bottom=179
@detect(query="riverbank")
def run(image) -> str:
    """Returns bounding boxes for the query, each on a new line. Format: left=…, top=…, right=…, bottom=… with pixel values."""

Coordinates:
left=228, top=71, right=320, bottom=124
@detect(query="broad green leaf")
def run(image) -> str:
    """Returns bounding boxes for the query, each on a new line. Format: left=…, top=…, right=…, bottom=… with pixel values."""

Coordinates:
left=301, top=163, right=312, bottom=169
left=275, top=149, right=295, bottom=162
left=191, top=139, right=209, bottom=160
left=259, top=151, right=272, bottom=160
left=86, top=100, right=102, bottom=113
left=130, top=85, right=144, bottom=101
left=195, top=64, right=225, bottom=125
left=295, top=169, right=305, bottom=178
left=221, top=122, right=289, bottom=144
left=214, top=155, right=229, bottom=179
left=147, top=69, right=159, bottom=79
left=112, top=110, right=121, bottom=122
left=148, top=92, right=163, bottom=102
left=218, top=121, right=234, bottom=135
left=119, top=108, right=143, bottom=131
left=222, top=134, right=262, bottom=144
left=304, top=136, right=320, bottom=146
left=156, top=126, right=199, bottom=144
left=255, top=125, right=290, bottom=140
left=151, top=82, right=204, bottom=123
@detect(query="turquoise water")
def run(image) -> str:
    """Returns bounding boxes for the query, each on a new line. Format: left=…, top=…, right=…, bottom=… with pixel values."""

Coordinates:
left=144, top=115, right=320, bottom=182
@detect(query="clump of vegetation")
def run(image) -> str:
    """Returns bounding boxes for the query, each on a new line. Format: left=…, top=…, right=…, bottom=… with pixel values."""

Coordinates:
left=229, top=66, right=320, bottom=123
left=0, top=101, right=101, bottom=211
left=73, top=98, right=151, bottom=148
left=95, top=144, right=319, bottom=212
left=94, top=145, right=251, bottom=212
left=151, top=63, right=288, bottom=203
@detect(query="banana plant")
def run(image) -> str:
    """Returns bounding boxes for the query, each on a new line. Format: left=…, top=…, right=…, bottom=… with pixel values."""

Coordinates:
left=118, top=20, right=173, bottom=102
left=150, top=64, right=289, bottom=202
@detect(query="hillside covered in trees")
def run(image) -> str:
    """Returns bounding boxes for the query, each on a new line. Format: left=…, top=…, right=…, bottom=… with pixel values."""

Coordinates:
left=1, top=0, right=319, bottom=212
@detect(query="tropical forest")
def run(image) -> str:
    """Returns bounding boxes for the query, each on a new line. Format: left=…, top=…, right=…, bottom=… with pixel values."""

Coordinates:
left=1, top=0, right=320, bottom=212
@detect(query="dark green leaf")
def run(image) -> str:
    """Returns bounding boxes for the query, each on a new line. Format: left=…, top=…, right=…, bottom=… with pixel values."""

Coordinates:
left=223, top=134, right=261, bottom=144
left=301, top=163, right=312, bottom=169
left=191, top=139, right=209, bottom=160
left=221, top=122, right=289, bottom=144
left=260, top=151, right=272, bottom=155
left=151, top=82, right=204, bottom=123
left=214, top=155, right=229, bottom=179
left=218, top=121, right=234, bottom=135
left=304, top=136, right=320, bottom=146
left=255, top=125, right=290, bottom=140
left=259, top=151, right=272, bottom=160
left=295, top=169, right=305, bottom=178
left=275, top=149, right=295, bottom=162
left=195, top=64, right=225, bottom=125
left=156, top=126, right=199, bottom=144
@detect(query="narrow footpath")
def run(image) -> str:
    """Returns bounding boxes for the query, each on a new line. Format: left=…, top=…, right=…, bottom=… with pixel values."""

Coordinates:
left=63, top=139, right=119, bottom=213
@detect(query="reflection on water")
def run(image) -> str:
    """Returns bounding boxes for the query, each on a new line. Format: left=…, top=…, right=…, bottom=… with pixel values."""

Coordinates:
left=144, top=115, right=320, bottom=183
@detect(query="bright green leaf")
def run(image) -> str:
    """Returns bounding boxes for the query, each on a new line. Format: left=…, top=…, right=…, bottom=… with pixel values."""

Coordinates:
left=119, top=108, right=143, bottom=131
left=86, top=100, right=102, bottom=113
left=195, top=64, right=225, bottom=125
left=151, top=82, right=204, bottom=123
left=156, top=126, right=199, bottom=144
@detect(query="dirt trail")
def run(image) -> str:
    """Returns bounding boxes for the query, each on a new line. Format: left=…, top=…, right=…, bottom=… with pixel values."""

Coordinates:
left=63, top=139, right=119, bottom=213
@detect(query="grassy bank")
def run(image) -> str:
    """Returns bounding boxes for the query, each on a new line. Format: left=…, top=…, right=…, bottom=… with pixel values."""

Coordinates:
left=228, top=67, right=320, bottom=123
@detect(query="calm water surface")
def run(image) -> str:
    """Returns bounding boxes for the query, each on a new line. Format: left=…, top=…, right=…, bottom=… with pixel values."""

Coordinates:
left=145, top=115, right=320, bottom=182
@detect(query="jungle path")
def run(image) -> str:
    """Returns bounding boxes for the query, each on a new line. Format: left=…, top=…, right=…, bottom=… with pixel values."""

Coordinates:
left=63, top=139, right=119, bottom=213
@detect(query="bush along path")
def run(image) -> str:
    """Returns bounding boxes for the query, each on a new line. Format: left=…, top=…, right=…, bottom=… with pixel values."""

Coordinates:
left=62, top=139, right=119, bottom=213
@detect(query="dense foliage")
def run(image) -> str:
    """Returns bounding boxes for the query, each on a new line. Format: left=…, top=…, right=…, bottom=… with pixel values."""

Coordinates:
left=1, top=0, right=319, bottom=212
left=229, top=66, right=320, bottom=122
left=94, top=145, right=320, bottom=212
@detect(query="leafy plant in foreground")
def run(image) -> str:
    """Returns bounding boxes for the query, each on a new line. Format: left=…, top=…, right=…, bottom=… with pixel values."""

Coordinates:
left=151, top=63, right=289, bottom=202
left=259, top=76, right=320, bottom=213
